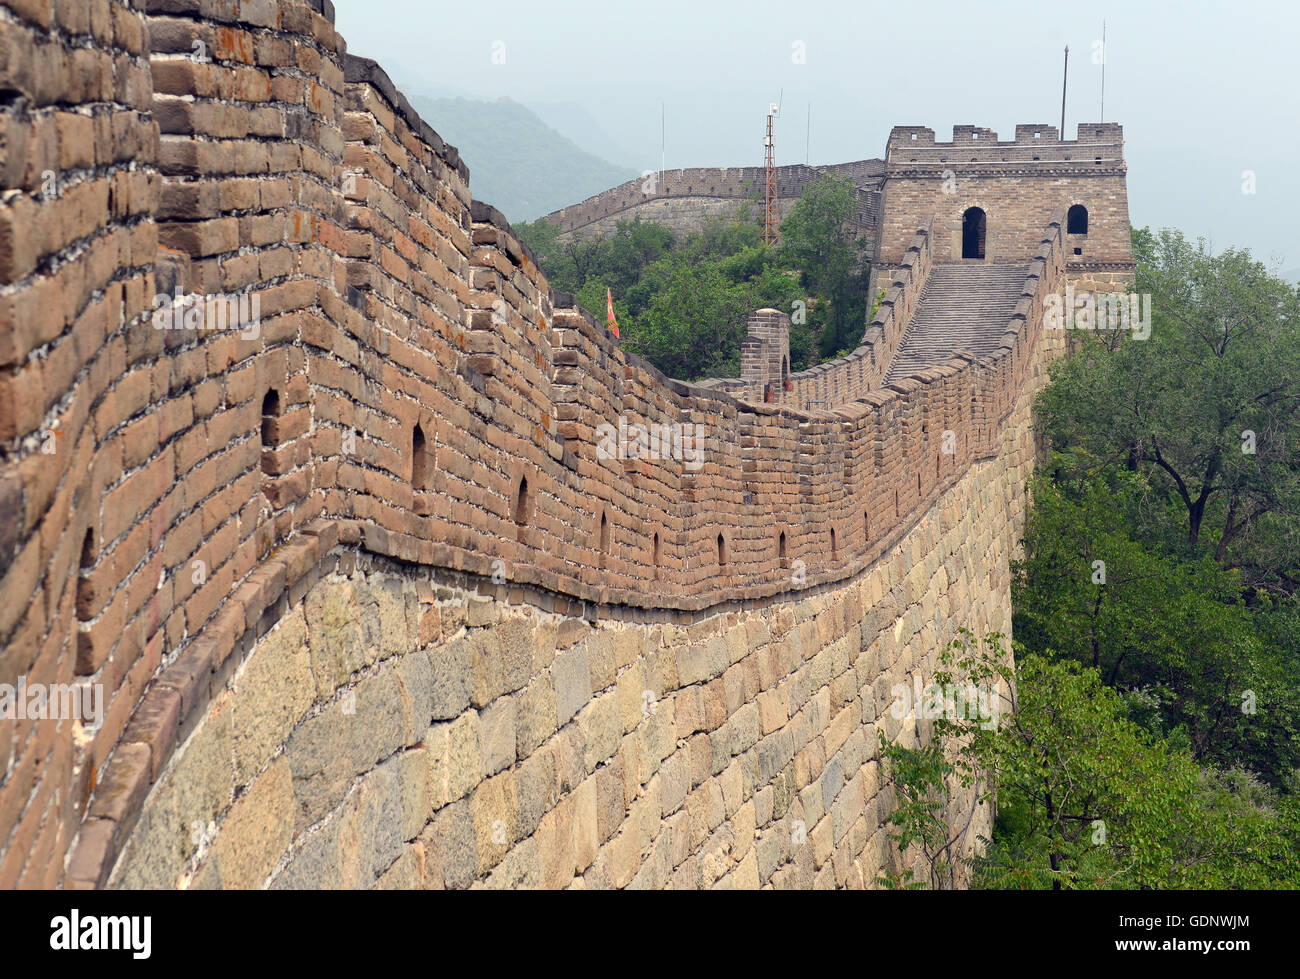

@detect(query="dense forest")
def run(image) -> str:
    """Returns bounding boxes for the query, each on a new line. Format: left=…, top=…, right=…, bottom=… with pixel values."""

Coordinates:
left=521, top=198, right=1300, bottom=888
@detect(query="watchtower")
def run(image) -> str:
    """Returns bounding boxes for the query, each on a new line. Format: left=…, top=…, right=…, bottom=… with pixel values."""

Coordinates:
left=874, top=123, right=1134, bottom=279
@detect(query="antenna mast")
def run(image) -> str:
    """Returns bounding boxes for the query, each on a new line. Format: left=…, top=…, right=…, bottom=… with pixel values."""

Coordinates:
left=764, top=103, right=779, bottom=247
left=1060, top=45, right=1069, bottom=137
left=1100, top=21, right=1106, bottom=121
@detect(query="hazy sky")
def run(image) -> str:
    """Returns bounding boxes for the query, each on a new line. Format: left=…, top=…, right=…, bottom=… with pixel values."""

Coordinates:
left=337, top=0, right=1299, bottom=272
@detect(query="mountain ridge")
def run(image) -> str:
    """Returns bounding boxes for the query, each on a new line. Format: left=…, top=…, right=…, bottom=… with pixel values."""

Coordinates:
left=406, top=95, right=636, bottom=224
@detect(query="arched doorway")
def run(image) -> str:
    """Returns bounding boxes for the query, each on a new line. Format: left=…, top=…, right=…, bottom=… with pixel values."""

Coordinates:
left=1067, top=203, right=1089, bottom=235
left=961, top=207, right=986, bottom=259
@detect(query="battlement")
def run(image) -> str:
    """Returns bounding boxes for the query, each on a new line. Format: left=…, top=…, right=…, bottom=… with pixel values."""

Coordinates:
left=886, top=123, right=1126, bottom=168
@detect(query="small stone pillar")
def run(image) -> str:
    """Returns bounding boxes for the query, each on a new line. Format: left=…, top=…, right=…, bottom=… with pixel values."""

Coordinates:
left=740, top=308, right=791, bottom=399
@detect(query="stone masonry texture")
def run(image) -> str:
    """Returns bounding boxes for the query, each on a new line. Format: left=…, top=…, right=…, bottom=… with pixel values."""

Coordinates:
left=109, top=341, right=1057, bottom=889
left=0, top=0, right=1129, bottom=888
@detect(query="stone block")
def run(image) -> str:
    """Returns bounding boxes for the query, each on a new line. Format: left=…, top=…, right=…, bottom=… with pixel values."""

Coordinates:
left=230, top=608, right=316, bottom=787
left=470, top=771, right=518, bottom=876
left=477, top=695, right=516, bottom=777
left=515, top=671, right=556, bottom=757
left=426, top=632, right=474, bottom=721
left=577, top=690, right=620, bottom=772
left=551, top=642, right=591, bottom=727
left=427, top=798, right=477, bottom=890
left=213, top=757, right=294, bottom=889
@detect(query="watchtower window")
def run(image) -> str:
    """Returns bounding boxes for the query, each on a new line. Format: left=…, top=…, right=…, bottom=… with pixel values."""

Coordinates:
left=778, top=531, right=787, bottom=560
left=260, top=389, right=281, bottom=476
left=1067, top=204, right=1089, bottom=235
left=514, top=475, right=532, bottom=526
left=652, top=532, right=660, bottom=578
left=717, top=533, right=727, bottom=568
left=76, top=528, right=97, bottom=675
left=961, top=207, right=986, bottom=260
left=598, top=511, right=610, bottom=568
left=411, top=424, right=431, bottom=490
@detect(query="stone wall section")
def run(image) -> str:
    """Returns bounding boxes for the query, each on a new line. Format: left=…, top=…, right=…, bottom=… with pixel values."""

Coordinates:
left=0, top=0, right=161, bottom=889
left=109, top=311, right=1060, bottom=889
left=539, top=161, right=883, bottom=245
left=553, top=195, right=797, bottom=244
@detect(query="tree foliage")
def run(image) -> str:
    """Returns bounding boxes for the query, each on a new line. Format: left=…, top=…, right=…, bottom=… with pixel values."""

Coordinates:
left=1012, top=472, right=1300, bottom=776
left=515, top=175, right=872, bottom=380
left=1037, top=228, right=1300, bottom=592
left=879, top=633, right=1300, bottom=889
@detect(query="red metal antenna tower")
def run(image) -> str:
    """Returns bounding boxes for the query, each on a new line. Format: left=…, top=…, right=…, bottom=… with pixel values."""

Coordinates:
left=763, top=103, right=779, bottom=247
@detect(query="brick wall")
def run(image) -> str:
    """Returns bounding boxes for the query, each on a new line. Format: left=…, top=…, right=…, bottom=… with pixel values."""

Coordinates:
left=0, top=0, right=160, bottom=889
left=0, top=0, right=1085, bottom=888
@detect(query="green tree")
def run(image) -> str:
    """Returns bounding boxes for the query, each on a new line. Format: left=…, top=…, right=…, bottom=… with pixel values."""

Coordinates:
left=776, top=175, right=871, bottom=358
left=1011, top=471, right=1300, bottom=775
left=615, top=259, right=754, bottom=379
left=876, top=732, right=972, bottom=890
left=928, top=633, right=1300, bottom=889
left=1037, top=228, right=1300, bottom=593
left=519, top=195, right=870, bottom=380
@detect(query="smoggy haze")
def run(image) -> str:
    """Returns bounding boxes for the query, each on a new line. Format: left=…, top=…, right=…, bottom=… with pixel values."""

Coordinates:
left=336, top=0, right=1299, bottom=275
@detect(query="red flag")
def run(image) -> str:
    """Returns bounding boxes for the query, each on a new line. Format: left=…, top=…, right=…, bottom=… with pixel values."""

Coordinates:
left=606, top=287, right=620, bottom=339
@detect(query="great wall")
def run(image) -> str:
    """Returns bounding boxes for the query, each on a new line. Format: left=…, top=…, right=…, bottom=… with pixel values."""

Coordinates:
left=0, top=0, right=1133, bottom=889
left=538, top=160, right=884, bottom=254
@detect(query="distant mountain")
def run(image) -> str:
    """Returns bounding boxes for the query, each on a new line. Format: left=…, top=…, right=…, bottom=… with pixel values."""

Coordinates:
left=407, top=95, right=637, bottom=224
left=525, top=100, right=639, bottom=171
left=1282, top=267, right=1300, bottom=285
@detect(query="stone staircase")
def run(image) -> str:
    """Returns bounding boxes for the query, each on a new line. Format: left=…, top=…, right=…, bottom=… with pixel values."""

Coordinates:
left=884, top=262, right=1029, bottom=384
